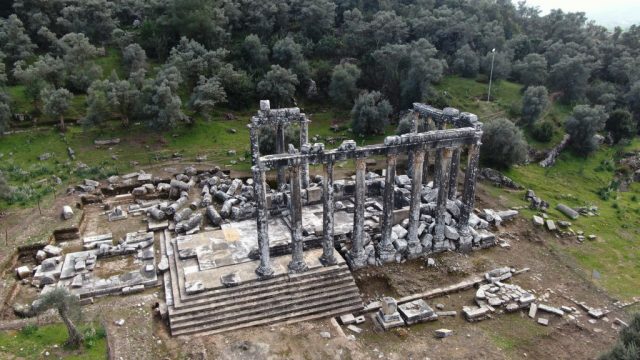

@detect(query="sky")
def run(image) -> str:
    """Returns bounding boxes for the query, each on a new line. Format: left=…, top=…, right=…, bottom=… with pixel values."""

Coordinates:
left=521, top=0, right=640, bottom=28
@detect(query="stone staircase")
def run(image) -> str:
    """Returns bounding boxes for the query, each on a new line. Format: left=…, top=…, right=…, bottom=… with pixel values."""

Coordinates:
left=162, top=231, right=363, bottom=336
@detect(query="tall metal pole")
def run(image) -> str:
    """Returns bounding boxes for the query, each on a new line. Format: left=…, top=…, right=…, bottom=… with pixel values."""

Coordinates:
left=487, top=48, right=496, bottom=102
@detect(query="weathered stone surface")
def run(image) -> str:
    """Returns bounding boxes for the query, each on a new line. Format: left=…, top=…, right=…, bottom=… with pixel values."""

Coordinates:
left=463, top=306, right=490, bottom=322
left=556, top=203, right=579, bottom=220
left=532, top=215, right=544, bottom=226
left=340, top=314, right=356, bottom=325
left=16, top=266, right=31, bottom=279
left=538, top=304, right=564, bottom=316
left=398, top=299, right=437, bottom=325
left=434, top=329, right=453, bottom=338
left=546, top=220, right=557, bottom=231
left=62, top=205, right=74, bottom=220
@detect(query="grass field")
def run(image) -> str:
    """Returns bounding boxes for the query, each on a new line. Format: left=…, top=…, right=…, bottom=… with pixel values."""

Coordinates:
left=502, top=140, right=640, bottom=299
left=0, top=323, right=107, bottom=359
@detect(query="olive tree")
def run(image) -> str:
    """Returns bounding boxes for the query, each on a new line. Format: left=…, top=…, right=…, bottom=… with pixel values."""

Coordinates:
left=565, top=105, right=608, bottom=156
left=189, top=76, right=227, bottom=121
left=605, top=109, right=636, bottom=144
left=328, top=63, right=361, bottom=108
left=0, top=91, right=10, bottom=134
left=30, top=288, right=84, bottom=347
left=598, top=313, right=640, bottom=360
left=513, top=53, right=548, bottom=88
left=0, top=14, right=36, bottom=69
left=480, top=118, right=528, bottom=169
left=257, top=65, right=298, bottom=108
left=42, top=87, right=72, bottom=131
left=521, top=86, right=550, bottom=126
left=351, top=91, right=392, bottom=136
left=122, top=43, right=147, bottom=76
left=452, top=45, right=479, bottom=78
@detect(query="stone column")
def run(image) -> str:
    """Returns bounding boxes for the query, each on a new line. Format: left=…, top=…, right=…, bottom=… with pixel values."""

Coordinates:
left=458, top=142, right=481, bottom=251
left=433, top=148, right=453, bottom=247
left=448, top=148, right=461, bottom=200
left=300, top=118, right=310, bottom=189
left=349, top=156, right=368, bottom=268
left=422, top=151, right=430, bottom=186
left=253, top=166, right=274, bottom=278
left=248, top=124, right=260, bottom=167
left=378, top=151, right=397, bottom=263
left=433, top=148, right=443, bottom=189
left=276, top=122, right=286, bottom=190
left=320, top=159, right=337, bottom=265
left=406, top=149, right=425, bottom=258
left=288, top=164, right=308, bottom=273
left=406, top=111, right=419, bottom=178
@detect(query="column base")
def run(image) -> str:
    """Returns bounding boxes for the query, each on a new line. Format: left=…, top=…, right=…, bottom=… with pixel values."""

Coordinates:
left=376, top=242, right=396, bottom=263
left=288, top=260, right=309, bottom=273
left=319, top=253, right=338, bottom=266
left=347, top=251, right=367, bottom=269
left=434, top=224, right=446, bottom=242
left=406, top=242, right=423, bottom=259
left=255, top=264, right=274, bottom=279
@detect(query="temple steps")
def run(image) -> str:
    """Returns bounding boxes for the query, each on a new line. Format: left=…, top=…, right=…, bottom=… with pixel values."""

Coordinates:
left=169, top=268, right=355, bottom=315
left=168, top=262, right=362, bottom=336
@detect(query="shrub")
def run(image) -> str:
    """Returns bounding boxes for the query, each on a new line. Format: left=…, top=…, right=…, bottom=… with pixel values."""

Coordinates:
left=351, top=91, right=392, bottom=136
left=531, top=121, right=554, bottom=142
left=480, top=118, right=528, bottom=169
left=605, top=109, right=636, bottom=144
left=565, top=105, right=608, bottom=156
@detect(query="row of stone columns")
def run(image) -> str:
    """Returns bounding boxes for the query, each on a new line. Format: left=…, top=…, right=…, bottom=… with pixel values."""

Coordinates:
left=253, top=140, right=480, bottom=277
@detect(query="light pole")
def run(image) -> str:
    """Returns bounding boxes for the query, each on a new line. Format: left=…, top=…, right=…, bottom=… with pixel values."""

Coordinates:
left=487, top=48, right=496, bottom=102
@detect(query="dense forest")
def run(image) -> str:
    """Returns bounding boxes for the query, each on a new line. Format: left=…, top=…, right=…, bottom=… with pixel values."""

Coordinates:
left=0, top=0, right=639, bottom=160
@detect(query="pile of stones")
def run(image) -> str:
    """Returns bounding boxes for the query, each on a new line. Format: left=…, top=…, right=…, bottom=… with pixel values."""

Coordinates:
left=525, top=189, right=548, bottom=211
left=15, top=245, right=64, bottom=283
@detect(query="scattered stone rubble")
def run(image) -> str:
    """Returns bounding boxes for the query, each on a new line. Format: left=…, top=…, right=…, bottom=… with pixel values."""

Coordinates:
left=478, top=168, right=523, bottom=189
left=525, top=189, right=548, bottom=211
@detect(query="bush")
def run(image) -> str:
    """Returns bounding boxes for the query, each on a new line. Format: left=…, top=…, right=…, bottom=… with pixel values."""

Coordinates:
left=565, top=105, right=608, bottom=156
left=521, top=86, right=549, bottom=126
left=480, top=118, right=528, bottom=169
left=351, top=91, right=392, bottom=136
left=531, top=121, right=554, bottom=142
left=605, top=109, right=636, bottom=144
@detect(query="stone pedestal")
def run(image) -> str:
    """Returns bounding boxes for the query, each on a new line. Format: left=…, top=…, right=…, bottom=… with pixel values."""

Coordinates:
left=375, top=297, right=405, bottom=330
left=398, top=299, right=438, bottom=325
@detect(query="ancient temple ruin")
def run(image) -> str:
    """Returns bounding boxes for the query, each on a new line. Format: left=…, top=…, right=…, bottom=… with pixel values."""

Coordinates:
left=249, top=101, right=487, bottom=278
left=16, top=101, right=495, bottom=337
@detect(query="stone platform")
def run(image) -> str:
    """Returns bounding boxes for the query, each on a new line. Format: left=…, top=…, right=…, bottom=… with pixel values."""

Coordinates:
left=162, top=229, right=363, bottom=336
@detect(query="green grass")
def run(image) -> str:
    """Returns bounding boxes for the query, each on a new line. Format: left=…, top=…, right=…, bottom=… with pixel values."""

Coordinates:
left=0, top=323, right=107, bottom=359
left=502, top=139, right=640, bottom=299
left=434, top=76, right=572, bottom=150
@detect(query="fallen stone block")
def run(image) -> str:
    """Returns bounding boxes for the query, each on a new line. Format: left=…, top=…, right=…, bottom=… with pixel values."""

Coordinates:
left=529, top=303, right=538, bottom=318
left=532, top=215, right=544, bottom=226
left=16, top=266, right=31, bottom=279
left=339, top=314, right=356, bottom=325
left=62, top=205, right=74, bottom=220
left=398, top=299, right=438, bottom=325
left=537, top=317, right=549, bottom=326
left=545, top=220, right=557, bottom=231
left=556, top=203, right=579, bottom=220
left=538, top=304, right=564, bottom=316
left=347, top=325, right=363, bottom=334
left=463, top=306, right=490, bottom=322
left=435, top=329, right=453, bottom=338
